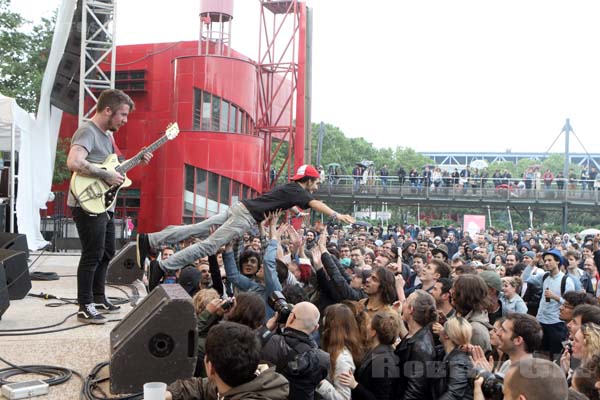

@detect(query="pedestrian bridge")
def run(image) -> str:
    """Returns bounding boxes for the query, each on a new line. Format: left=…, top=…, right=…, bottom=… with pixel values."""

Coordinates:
left=314, top=176, right=600, bottom=211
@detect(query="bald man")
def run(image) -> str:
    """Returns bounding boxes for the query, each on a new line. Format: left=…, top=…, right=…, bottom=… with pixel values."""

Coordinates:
left=259, top=301, right=330, bottom=400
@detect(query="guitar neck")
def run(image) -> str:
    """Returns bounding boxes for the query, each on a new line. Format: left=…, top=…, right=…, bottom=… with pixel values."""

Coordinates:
left=118, top=134, right=170, bottom=174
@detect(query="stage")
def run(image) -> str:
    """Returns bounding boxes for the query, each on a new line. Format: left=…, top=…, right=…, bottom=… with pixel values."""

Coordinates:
left=0, top=251, right=146, bottom=399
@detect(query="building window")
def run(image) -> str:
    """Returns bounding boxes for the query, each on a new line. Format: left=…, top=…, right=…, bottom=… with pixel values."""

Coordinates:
left=195, top=169, right=208, bottom=216
left=184, top=165, right=255, bottom=222
left=220, top=100, right=229, bottom=132
left=231, top=181, right=240, bottom=204
left=202, top=91, right=211, bottom=130
left=193, top=88, right=252, bottom=133
left=211, top=96, right=221, bottom=131
left=220, top=176, right=231, bottom=212
left=193, top=89, right=202, bottom=130
left=114, top=189, right=140, bottom=221
left=230, top=105, right=237, bottom=132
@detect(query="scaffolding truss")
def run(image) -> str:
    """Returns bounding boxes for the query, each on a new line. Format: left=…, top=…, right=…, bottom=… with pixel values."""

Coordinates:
left=78, top=0, right=116, bottom=126
left=257, top=0, right=307, bottom=190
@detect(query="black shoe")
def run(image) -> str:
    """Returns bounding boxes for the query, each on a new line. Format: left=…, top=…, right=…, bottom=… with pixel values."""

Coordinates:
left=93, top=297, right=121, bottom=314
left=77, top=304, right=106, bottom=324
left=147, top=260, right=165, bottom=293
left=136, top=233, right=151, bottom=269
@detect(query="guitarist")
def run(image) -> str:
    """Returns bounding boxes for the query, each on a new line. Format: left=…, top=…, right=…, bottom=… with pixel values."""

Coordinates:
left=66, top=89, right=153, bottom=324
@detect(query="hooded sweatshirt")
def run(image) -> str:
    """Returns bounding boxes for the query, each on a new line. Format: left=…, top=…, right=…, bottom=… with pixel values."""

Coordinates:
left=167, top=367, right=289, bottom=400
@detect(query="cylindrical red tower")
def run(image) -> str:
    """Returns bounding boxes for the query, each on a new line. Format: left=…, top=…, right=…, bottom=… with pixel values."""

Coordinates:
left=199, top=0, right=234, bottom=56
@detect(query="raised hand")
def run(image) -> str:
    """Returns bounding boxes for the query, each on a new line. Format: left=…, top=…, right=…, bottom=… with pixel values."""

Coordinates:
left=286, top=225, right=302, bottom=248
left=469, top=345, right=494, bottom=372
left=273, top=222, right=289, bottom=241
left=311, top=246, right=323, bottom=270
left=317, top=229, right=328, bottom=252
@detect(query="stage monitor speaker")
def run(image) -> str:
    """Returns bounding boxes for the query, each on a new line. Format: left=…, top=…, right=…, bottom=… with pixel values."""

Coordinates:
left=0, top=249, right=30, bottom=300
left=0, top=232, right=29, bottom=258
left=110, top=284, right=197, bottom=394
left=106, top=242, right=142, bottom=285
left=0, top=263, right=10, bottom=319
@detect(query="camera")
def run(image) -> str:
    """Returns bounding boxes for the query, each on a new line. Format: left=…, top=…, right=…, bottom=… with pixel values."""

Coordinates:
left=221, top=296, right=235, bottom=311
left=473, top=367, right=504, bottom=400
left=268, top=291, right=293, bottom=324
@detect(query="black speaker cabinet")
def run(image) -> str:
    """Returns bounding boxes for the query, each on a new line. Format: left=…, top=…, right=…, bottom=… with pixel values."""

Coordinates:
left=0, top=249, right=30, bottom=300
left=0, top=263, right=10, bottom=319
left=110, top=284, right=197, bottom=394
left=0, top=233, right=29, bottom=259
left=106, top=242, right=142, bottom=285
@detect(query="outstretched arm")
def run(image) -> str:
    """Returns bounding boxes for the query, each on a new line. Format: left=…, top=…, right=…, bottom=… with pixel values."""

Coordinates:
left=308, top=199, right=355, bottom=224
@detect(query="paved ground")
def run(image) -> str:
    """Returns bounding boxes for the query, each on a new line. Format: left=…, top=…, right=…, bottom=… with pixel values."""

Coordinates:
left=0, top=251, right=147, bottom=399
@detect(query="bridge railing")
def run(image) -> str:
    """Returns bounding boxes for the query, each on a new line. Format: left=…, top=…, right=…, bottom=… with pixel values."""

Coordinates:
left=317, top=175, right=600, bottom=203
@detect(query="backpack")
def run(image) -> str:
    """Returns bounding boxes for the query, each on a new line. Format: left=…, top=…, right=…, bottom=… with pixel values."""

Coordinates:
left=522, top=272, right=568, bottom=316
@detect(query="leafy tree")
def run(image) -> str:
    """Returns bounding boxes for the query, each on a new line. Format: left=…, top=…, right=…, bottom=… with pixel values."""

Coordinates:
left=53, top=138, right=71, bottom=184
left=0, top=0, right=54, bottom=113
left=309, top=122, right=433, bottom=175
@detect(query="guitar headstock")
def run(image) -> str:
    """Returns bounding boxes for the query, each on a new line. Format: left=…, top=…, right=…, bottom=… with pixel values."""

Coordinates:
left=165, top=122, right=180, bottom=140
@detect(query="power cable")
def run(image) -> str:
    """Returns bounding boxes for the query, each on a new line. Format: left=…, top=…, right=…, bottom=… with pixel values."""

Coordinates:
left=0, top=354, right=83, bottom=387
left=82, top=362, right=142, bottom=400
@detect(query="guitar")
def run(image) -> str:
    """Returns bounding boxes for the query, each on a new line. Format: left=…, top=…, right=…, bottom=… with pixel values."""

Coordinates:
left=70, top=122, right=179, bottom=214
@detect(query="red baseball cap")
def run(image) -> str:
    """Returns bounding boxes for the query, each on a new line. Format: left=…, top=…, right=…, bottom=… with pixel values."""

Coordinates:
left=292, top=164, right=320, bottom=181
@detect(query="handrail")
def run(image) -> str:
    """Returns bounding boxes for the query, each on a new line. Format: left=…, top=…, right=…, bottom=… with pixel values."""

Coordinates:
left=316, top=175, right=600, bottom=204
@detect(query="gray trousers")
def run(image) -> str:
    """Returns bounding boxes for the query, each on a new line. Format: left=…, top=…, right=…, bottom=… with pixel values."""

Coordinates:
left=150, top=202, right=256, bottom=270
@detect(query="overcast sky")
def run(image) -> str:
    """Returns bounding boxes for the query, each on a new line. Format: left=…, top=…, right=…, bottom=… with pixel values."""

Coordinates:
left=12, top=0, right=600, bottom=154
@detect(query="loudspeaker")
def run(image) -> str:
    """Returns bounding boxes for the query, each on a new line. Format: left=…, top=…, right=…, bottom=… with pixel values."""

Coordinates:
left=0, top=249, right=30, bottom=300
left=0, top=232, right=29, bottom=258
left=106, top=242, right=142, bottom=285
left=0, top=264, right=10, bottom=319
left=110, top=284, right=197, bottom=394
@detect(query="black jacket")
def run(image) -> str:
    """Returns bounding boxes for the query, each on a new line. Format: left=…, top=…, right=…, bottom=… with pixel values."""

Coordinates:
left=394, top=325, right=436, bottom=400
left=259, top=327, right=330, bottom=400
left=352, top=344, right=398, bottom=400
left=322, top=252, right=367, bottom=301
left=434, top=347, right=474, bottom=400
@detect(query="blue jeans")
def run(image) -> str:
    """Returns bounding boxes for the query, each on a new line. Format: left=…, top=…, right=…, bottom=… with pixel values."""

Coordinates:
left=72, top=207, right=115, bottom=304
left=150, top=202, right=256, bottom=270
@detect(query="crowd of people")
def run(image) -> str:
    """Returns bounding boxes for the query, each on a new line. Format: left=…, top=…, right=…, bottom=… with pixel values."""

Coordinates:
left=65, top=90, right=600, bottom=400
left=139, top=206, right=600, bottom=400
left=327, top=163, right=600, bottom=195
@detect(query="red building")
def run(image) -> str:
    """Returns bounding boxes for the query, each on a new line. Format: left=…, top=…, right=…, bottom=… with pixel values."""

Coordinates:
left=54, top=1, right=307, bottom=234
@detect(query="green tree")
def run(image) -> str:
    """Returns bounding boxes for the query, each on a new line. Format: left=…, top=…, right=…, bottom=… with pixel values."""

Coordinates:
left=310, top=122, right=433, bottom=175
left=53, top=138, right=71, bottom=184
left=0, top=0, right=54, bottom=113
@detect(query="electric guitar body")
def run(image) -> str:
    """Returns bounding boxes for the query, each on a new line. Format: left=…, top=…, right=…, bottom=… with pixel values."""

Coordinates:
left=70, top=122, right=179, bottom=214
left=70, top=155, right=133, bottom=214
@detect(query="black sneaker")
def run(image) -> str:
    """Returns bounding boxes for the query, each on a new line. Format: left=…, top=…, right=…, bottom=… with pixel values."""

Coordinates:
left=93, top=297, right=121, bottom=314
left=147, top=260, right=165, bottom=293
left=77, top=304, right=106, bottom=324
left=136, top=233, right=151, bottom=269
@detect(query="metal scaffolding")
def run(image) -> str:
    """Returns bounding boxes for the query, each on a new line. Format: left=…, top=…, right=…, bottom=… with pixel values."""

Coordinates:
left=78, top=0, right=116, bottom=126
left=256, top=0, right=309, bottom=190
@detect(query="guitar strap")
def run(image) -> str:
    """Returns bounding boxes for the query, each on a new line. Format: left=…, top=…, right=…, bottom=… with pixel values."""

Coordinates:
left=109, top=133, right=125, bottom=162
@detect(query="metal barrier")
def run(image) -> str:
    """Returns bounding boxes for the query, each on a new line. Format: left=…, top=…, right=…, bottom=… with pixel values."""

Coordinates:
left=317, top=176, right=600, bottom=207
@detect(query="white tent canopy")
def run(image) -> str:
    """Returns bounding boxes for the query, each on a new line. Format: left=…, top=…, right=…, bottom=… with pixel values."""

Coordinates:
left=0, top=0, right=76, bottom=251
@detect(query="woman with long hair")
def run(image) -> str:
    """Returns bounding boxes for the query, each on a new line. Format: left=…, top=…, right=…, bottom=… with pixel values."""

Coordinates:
left=341, top=300, right=371, bottom=352
left=435, top=317, right=475, bottom=400
left=572, top=323, right=600, bottom=366
left=338, top=311, right=401, bottom=400
left=317, top=304, right=365, bottom=400
left=452, top=274, right=492, bottom=353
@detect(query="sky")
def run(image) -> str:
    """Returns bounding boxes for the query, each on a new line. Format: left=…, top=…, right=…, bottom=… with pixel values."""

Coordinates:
left=11, top=0, right=600, bottom=154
